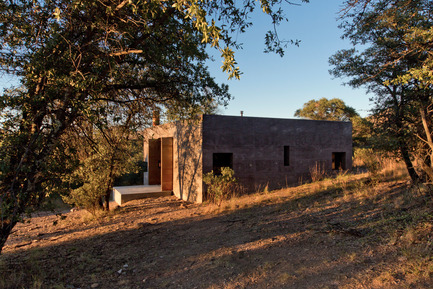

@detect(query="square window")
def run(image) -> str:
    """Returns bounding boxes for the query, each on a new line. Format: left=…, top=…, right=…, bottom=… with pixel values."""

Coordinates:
left=213, top=153, right=233, bottom=175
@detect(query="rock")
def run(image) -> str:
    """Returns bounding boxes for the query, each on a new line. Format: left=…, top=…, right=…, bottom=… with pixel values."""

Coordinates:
left=238, top=251, right=246, bottom=259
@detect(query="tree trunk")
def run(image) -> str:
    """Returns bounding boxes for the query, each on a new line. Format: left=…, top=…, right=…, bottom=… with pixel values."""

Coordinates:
left=400, top=143, right=420, bottom=183
left=98, top=196, right=104, bottom=209
left=104, top=159, right=116, bottom=211
left=0, top=220, right=17, bottom=254
left=419, top=108, right=433, bottom=181
left=390, top=90, right=420, bottom=183
left=104, top=178, right=113, bottom=211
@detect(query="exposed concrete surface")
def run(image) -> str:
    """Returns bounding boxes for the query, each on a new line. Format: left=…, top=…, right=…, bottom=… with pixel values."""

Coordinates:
left=143, top=119, right=203, bottom=203
left=143, top=114, right=353, bottom=203
left=112, top=185, right=172, bottom=205
left=202, top=115, right=352, bottom=192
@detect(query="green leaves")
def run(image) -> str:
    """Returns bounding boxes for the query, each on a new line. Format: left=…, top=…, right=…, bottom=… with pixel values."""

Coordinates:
left=203, top=167, right=237, bottom=206
left=0, top=0, right=310, bottom=252
left=332, top=0, right=433, bottom=183
left=53, top=7, right=61, bottom=21
left=294, top=98, right=359, bottom=122
left=170, top=0, right=308, bottom=79
left=220, top=46, right=240, bottom=80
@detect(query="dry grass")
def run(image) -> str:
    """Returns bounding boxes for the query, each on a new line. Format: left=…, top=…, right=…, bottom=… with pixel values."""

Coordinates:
left=211, top=162, right=433, bottom=287
left=309, top=161, right=327, bottom=182
left=2, top=159, right=433, bottom=288
left=380, top=158, right=409, bottom=181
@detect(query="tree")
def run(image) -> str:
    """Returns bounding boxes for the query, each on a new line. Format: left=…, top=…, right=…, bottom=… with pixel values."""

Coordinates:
left=294, top=97, right=359, bottom=121
left=331, top=0, right=433, bottom=182
left=294, top=97, right=371, bottom=149
left=0, top=0, right=309, bottom=252
left=64, top=129, right=140, bottom=215
left=341, top=0, right=433, bottom=87
left=63, top=102, right=145, bottom=214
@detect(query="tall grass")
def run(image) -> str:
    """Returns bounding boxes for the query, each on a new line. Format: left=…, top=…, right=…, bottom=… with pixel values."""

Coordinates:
left=353, top=148, right=409, bottom=182
left=309, top=161, right=327, bottom=182
left=380, top=158, right=409, bottom=181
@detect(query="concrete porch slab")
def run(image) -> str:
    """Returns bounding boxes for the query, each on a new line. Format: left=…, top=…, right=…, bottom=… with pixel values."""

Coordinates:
left=112, top=185, right=172, bottom=205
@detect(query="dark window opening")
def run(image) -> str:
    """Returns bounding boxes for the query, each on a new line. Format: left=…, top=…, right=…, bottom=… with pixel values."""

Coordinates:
left=284, top=146, right=290, bottom=166
left=332, top=152, right=346, bottom=170
left=213, top=153, right=233, bottom=175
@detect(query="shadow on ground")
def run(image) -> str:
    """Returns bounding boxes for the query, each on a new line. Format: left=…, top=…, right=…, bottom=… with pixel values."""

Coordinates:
left=1, top=179, right=432, bottom=289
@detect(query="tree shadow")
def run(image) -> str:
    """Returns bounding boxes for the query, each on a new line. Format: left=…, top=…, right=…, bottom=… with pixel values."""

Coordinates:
left=1, top=181, right=431, bottom=288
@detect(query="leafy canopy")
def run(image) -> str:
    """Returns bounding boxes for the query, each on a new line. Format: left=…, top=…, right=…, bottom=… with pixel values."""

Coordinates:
left=294, top=98, right=359, bottom=122
left=340, top=0, right=433, bottom=86
left=0, top=0, right=309, bottom=252
left=332, top=0, right=433, bottom=182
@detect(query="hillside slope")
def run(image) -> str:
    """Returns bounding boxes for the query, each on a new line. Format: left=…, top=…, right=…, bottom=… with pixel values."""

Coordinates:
left=1, top=173, right=433, bottom=288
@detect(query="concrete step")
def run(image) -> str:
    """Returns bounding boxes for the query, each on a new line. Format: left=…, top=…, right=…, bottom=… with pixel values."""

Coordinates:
left=112, top=185, right=172, bottom=205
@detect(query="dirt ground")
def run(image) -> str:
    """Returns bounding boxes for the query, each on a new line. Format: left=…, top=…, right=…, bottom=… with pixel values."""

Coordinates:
left=1, top=175, right=433, bottom=288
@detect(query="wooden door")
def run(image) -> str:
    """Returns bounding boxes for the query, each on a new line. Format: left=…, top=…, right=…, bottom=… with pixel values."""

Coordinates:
left=148, top=139, right=161, bottom=185
left=161, top=137, right=173, bottom=191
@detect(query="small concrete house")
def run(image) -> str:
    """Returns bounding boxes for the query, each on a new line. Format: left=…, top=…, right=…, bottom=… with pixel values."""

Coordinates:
left=143, top=114, right=352, bottom=203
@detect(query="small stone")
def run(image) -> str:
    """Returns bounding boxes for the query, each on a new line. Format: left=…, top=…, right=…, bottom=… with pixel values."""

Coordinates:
left=91, top=283, right=99, bottom=288
left=398, top=256, right=408, bottom=262
left=238, top=251, right=245, bottom=259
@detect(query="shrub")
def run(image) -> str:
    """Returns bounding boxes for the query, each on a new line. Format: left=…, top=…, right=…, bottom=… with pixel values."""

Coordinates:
left=354, top=148, right=382, bottom=180
left=203, top=167, right=238, bottom=206
left=63, top=155, right=110, bottom=215
left=63, top=131, right=143, bottom=215
left=114, top=160, right=147, bottom=186
left=309, top=162, right=327, bottom=182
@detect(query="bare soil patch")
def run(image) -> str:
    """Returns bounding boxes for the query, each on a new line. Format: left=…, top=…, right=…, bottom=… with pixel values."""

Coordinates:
left=1, top=175, right=433, bottom=288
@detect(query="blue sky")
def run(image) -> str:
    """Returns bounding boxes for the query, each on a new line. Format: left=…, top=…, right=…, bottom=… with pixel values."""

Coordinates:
left=0, top=0, right=372, bottom=118
left=208, top=0, right=372, bottom=118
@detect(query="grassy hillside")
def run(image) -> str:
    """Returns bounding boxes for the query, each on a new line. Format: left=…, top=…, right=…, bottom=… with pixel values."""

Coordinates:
left=1, top=161, right=433, bottom=288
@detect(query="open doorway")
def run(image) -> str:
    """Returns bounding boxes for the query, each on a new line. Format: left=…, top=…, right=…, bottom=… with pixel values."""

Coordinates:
left=332, top=152, right=346, bottom=170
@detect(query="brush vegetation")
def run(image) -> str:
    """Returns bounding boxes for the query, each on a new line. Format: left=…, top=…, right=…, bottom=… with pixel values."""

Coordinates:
left=1, top=155, right=433, bottom=288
